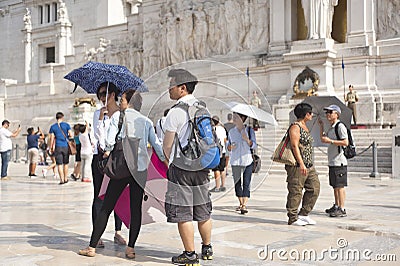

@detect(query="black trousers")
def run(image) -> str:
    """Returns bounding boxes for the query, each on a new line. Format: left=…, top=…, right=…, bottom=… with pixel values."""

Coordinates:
left=91, top=154, right=123, bottom=232
left=89, top=170, right=146, bottom=248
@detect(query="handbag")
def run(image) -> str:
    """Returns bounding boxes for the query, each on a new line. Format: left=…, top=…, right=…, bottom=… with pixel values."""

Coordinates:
left=272, top=126, right=297, bottom=166
left=58, top=123, right=77, bottom=155
left=247, top=127, right=261, bottom=173
left=99, top=111, right=140, bottom=180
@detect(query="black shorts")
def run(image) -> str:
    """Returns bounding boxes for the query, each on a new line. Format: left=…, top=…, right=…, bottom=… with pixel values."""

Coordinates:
left=329, top=165, right=347, bottom=188
left=165, top=164, right=212, bottom=223
left=75, top=144, right=82, bottom=162
left=212, top=153, right=226, bottom=172
left=54, top=146, right=69, bottom=165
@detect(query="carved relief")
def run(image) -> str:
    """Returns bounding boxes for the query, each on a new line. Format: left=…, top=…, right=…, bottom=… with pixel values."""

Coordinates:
left=82, top=0, right=271, bottom=78
left=377, top=0, right=400, bottom=40
left=292, top=67, right=319, bottom=99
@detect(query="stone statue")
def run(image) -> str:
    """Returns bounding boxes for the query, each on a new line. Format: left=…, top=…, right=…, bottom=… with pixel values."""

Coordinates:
left=224, top=0, right=241, bottom=53
left=58, top=0, right=70, bottom=23
left=192, top=5, right=207, bottom=59
left=301, top=0, right=338, bottom=39
left=98, top=38, right=111, bottom=53
left=23, top=8, right=32, bottom=30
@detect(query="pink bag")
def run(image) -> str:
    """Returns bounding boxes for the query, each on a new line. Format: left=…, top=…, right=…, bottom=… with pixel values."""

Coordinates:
left=147, top=148, right=167, bottom=180
left=98, top=150, right=168, bottom=228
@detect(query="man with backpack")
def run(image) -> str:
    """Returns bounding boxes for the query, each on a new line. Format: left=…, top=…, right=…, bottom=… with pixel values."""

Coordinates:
left=163, top=69, right=213, bottom=265
left=318, top=105, right=349, bottom=218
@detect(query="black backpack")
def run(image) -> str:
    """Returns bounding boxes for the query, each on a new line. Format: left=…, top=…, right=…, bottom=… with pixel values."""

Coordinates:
left=334, top=121, right=356, bottom=159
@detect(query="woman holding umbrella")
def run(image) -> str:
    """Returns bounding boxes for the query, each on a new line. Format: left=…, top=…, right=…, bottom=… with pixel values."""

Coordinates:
left=227, top=112, right=257, bottom=214
left=91, top=82, right=126, bottom=248
left=79, top=89, right=166, bottom=259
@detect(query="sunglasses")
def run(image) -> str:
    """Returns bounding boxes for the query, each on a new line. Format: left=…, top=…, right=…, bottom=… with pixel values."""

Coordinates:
left=97, top=91, right=107, bottom=98
left=325, top=110, right=333, bottom=114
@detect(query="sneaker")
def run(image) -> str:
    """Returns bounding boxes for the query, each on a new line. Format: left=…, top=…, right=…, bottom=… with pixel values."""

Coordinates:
left=220, top=186, right=226, bottom=192
left=172, top=251, right=199, bottom=265
left=1, top=176, right=9, bottom=181
left=201, top=243, right=213, bottom=260
left=42, top=169, right=48, bottom=178
left=325, top=204, right=338, bottom=214
left=291, top=219, right=307, bottom=226
left=209, top=187, right=220, bottom=193
left=298, top=215, right=316, bottom=225
left=330, top=208, right=347, bottom=217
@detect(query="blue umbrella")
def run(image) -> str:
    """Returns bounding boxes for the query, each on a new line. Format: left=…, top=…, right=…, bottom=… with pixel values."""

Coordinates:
left=64, top=61, right=148, bottom=94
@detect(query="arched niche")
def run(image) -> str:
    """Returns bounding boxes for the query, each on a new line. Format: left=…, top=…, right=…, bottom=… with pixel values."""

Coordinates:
left=296, top=0, right=347, bottom=42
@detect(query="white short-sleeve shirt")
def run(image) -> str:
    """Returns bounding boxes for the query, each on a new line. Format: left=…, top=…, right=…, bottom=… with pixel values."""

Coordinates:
left=0, top=127, right=13, bottom=152
left=163, top=94, right=197, bottom=164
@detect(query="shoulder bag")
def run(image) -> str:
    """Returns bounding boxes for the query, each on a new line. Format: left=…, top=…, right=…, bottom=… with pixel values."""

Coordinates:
left=247, top=126, right=261, bottom=173
left=99, top=111, right=140, bottom=180
left=58, top=123, right=76, bottom=155
left=272, top=124, right=297, bottom=166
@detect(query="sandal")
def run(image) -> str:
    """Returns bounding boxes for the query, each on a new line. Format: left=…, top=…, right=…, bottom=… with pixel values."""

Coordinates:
left=125, top=246, right=136, bottom=259
left=96, top=240, right=105, bottom=248
left=78, top=247, right=96, bottom=257
left=240, top=205, right=248, bottom=215
left=235, top=205, right=242, bottom=211
left=59, top=181, right=64, bottom=185
left=114, top=234, right=127, bottom=245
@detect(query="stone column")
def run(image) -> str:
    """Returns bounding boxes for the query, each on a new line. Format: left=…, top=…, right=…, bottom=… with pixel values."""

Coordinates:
left=269, top=0, right=293, bottom=54
left=347, top=0, right=376, bottom=46
left=50, top=64, right=55, bottom=95
left=23, top=28, right=32, bottom=83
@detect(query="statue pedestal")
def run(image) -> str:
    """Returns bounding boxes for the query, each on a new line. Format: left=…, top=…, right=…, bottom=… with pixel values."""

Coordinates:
left=284, top=39, right=337, bottom=95
left=273, top=97, right=305, bottom=127
left=68, top=102, right=97, bottom=126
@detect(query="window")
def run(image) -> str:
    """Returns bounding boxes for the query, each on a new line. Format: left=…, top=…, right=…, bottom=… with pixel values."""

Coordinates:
left=53, top=2, right=58, bottom=21
left=46, top=47, right=55, bottom=63
left=39, top=5, right=43, bottom=24
left=46, top=4, right=50, bottom=23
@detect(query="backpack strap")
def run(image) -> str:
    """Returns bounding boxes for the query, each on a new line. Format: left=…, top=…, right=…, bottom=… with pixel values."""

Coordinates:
left=334, top=121, right=344, bottom=154
left=171, top=101, right=191, bottom=152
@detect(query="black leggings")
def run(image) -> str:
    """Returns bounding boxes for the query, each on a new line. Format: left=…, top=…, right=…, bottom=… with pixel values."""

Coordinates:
left=89, top=170, right=146, bottom=248
left=91, top=154, right=123, bottom=231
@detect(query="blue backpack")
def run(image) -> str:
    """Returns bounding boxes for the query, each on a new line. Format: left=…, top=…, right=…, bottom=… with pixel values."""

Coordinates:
left=173, top=101, right=222, bottom=171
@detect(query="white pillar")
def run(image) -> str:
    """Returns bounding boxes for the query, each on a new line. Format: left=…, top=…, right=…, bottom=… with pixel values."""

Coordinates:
left=23, top=29, right=32, bottom=83
left=269, top=0, right=293, bottom=54
left=50, top=64, right=55, bottom=95
left=347, top=0, right=376, bottom=46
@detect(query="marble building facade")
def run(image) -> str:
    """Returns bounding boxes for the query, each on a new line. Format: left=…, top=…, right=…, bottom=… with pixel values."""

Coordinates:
left=1, top=0, right=400, bottom=131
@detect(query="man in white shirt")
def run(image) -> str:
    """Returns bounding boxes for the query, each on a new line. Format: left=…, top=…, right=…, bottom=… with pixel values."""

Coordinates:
left=155, top=108, right=170, bottom=144
left=0, top=120, right=21, bottom=180
left=163, top=69, right=213, bottom=265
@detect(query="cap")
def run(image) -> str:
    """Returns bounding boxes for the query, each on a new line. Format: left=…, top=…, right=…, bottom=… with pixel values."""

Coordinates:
left=212, top=115, right=220, bottom=125
left=323, top=104, right=341, bottom=114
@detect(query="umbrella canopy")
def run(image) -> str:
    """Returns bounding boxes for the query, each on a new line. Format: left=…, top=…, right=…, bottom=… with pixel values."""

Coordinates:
left=226, top=101, right=278, bottom=126
left=64, top=61, right=148, bottom=94
left=289, top=96, right=352, bottom=147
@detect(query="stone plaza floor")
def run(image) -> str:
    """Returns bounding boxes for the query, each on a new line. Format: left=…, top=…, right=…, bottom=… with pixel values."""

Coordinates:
left=0, top=162, right=399, bottom=265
